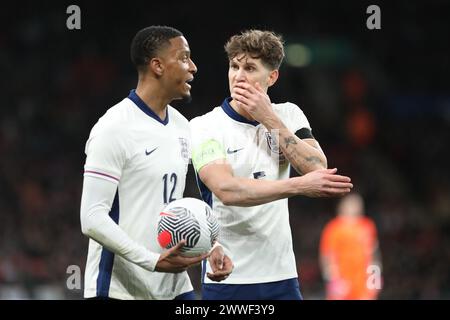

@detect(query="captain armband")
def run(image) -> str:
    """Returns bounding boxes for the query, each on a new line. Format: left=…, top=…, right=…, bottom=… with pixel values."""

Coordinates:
left=192, top=139, right=226, bottom=172
left=295, top=127, right=315, bottom=140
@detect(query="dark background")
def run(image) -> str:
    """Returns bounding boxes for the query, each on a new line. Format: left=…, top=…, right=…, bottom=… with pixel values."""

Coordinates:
left=0, top=0, right=449, bottom=299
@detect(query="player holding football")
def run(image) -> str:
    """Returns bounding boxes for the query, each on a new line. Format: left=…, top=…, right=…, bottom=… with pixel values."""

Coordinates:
left=80, top=26, right=232, bottom=300
left=190, top=30, right=353, bottom=300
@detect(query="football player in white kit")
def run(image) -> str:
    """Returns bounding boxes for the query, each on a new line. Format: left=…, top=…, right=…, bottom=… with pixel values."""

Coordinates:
left=80, top=26, right=232, bottom=300
left=190, top=30, right=353, bottom=300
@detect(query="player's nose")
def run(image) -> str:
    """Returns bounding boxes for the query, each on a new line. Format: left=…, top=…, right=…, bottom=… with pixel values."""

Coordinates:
left=189, top=58, right=197, bottom=74
left=235, top=68, right=246, bottom=83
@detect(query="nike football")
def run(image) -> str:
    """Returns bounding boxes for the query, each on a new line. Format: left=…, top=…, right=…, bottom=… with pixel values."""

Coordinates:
left=157, top=198, right=220, bottom=257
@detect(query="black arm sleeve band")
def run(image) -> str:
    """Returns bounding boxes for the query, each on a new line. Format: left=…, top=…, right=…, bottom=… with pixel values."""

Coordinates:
left=295, top=127, right=315, bottom=140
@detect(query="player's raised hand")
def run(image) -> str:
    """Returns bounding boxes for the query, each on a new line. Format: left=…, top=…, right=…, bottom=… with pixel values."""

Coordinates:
left=207, top=245, right=234, bottom=282
left=293, top=168, right=353, bottom=197
left=231, top=82, right=277, bottom=125
left=155, top=240, right=209, bottom=273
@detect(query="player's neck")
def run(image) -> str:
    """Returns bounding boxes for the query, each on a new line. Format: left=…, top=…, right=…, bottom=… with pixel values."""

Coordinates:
left=135, top=82, right=169, bottom=120
left=229, top=99, right=255, bottom=122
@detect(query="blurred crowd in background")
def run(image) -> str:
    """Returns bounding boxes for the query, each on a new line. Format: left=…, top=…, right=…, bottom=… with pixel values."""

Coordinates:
left=0, top=1, right=449, bottom=299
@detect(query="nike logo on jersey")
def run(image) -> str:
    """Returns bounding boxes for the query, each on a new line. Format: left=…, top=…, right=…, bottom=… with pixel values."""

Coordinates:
left=253, top=171, right=266, bottom=179
left=145, top=147, right=158, bottom=156
left=227, top=147, right=244, bottom=154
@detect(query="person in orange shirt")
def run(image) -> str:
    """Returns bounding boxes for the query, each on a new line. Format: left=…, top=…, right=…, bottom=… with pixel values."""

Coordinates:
left=319, top=193, right=382, bottom=300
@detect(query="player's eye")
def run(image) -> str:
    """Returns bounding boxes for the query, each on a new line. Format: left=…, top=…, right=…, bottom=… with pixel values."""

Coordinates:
left=181, top=53, right=190, bottom=62
left=246, top=66, right=255, bottom=72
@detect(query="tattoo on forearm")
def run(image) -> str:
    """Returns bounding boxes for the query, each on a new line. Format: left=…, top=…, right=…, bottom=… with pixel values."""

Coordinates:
left=280, top=135, right=324, bottom=171
left=284, top=136, right=297, bottom=148
left=304, top=156, right=323, bottom=165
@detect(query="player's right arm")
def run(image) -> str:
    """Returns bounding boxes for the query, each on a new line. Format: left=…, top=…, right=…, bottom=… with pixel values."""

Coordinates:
left=190, top=119, right=352, bottom=207
left=80, top=176, right=206, bottom=273
left=198, top=160, right=353, bottom=207
left=80, top=127, right=205, bottom=273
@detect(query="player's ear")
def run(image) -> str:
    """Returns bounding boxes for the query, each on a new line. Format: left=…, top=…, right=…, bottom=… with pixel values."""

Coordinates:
left=149, top=57, right=164, bottom=76
left=267, top=69, right=279, bottom=87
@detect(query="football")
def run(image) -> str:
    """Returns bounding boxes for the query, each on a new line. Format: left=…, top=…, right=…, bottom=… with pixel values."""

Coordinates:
left=157, top=198, right=220, bottom=257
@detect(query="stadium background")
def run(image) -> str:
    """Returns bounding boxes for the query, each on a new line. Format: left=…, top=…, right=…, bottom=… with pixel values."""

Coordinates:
left=1, top=0, right=449, bottom=299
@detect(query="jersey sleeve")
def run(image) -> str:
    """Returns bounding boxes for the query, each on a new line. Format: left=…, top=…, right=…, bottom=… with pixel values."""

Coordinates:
left=84, top=125, right=130, bottom=184
left=189, top=117, right=226, bottom=172
left=80, top=175, right=160, bottom=271
left=284, top=102, right=312, bottom=134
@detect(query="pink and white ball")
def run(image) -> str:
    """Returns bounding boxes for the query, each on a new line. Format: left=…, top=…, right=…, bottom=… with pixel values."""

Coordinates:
left=157, top=198, right=219, bottom=257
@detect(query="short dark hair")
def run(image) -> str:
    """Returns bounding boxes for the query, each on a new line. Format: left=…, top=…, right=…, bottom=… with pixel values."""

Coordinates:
left=225, top=30, right=285, bottom=70
left=130, top=26, right=183, bottom=72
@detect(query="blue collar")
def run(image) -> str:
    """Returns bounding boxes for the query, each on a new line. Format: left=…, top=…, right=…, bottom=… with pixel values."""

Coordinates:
left=221, top=97, right=259, bottom=126
left=128, top=89, right=169, bottom=125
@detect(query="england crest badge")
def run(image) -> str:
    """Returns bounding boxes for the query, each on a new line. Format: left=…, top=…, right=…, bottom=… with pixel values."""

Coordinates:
left=265, top=131, right=282, bottom=154
left=178, top=137, right=190, bottom=165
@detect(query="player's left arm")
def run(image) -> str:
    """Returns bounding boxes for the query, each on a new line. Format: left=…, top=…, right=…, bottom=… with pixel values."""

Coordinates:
left=207, top=242, right=234, bottom=282
left=267, top=124, right=327, bottom=175
left=232, top=82, right=327, bottom=174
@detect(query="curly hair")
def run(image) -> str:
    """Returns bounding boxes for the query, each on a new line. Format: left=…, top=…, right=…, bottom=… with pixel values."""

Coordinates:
left=224, top=30, right=285, bottom=70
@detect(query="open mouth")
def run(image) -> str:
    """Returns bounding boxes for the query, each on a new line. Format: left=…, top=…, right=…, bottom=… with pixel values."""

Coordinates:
left=185, top=78, right=193, bottom=89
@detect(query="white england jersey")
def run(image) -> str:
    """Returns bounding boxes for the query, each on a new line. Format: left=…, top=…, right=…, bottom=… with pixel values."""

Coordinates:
left=83, top=90, right=192, bottom=299
left=190, top=98, right=311, bottom=284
